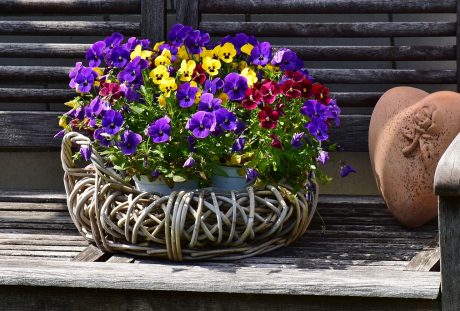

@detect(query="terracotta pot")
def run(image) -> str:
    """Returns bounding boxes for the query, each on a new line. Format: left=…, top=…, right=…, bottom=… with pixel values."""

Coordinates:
left=369, top=87, right=460, bottom=227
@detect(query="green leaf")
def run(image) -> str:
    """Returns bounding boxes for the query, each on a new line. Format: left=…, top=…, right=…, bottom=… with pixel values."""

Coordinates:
left=130, top=105, right=145, bottom=115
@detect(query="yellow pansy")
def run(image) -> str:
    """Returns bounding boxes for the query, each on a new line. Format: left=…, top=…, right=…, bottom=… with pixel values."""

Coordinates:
left=218, top=42, right=237, bottom=63
left=194, top=90, right=202, bottom=104
left=158, top=94, right=167, bottom=108
left=218, top=92, right=228, bottom=104
left=241, top=43, right=254, bottom=56
left=130, top=44, right=153, bottom=60
left=177, top=59, right=196, bottom=82
left=154, top=50, right=172, bottom=67
left=177, top=45, right=190, bottom=60
left=241, top=67, right=258, bottom=87
left=59, top=115, right=67, bottom=128
left=92, top=67, right=103, bottom=87
left=159, top=77, right=177, bottom=97
left=201, top=46, right=220, bottom=59
left=149, top=65, right=170, bottom=84
left=153, top=41, right=165, bottom=52
left=64, top=99, right=77, bottom=108
left=190, top=81, right=198, bottom=88
left=238, top=61, right=248, bottom=71
left=202, top=57, right=221, bottom=76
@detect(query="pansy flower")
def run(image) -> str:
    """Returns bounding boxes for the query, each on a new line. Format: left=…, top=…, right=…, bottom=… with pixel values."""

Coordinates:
left=259, top=80, right=280, bottom=104
left=270, top=134, right=283, bottom=149
left=118, top=56, right=148, bottom=85
left=159, top=77, right=178, bottom=97
left=258, top=106, right=279, bottom=129
left=223, top=73, right=248, bottom=101
left=108, top=46, right=130, bottom=68
left=340, top=164, right=357, bottom=177
left=79, top=145, right=92, bottom=161
left=85, top=97, right=106, bottom=127
left=85, top=41, right=105, bottom=67
left=222, top=33, right=257, bottom=53
left=250, top=42, right=271, bottom=66
left=198, top=93, right=222, bottom=112
left=93, top=128, right=111, bottom=147
left=121, top=84, right=141, bottom=102
left=246, top=168, right=259, bottom=183
left=326, top=99, right=341, bottom=126
left=99, top=82, right=122, bottom=101
left=184, top=30, right=210, bottom=55
left=317, top=150, right=329, bottom=164
left=118, top=130, right=142, bottom=155
left=298, top=78, right=313, bottom=98
left=130, top=44, right=153, bottom=60
left=150, top=65, right=170, bottom=84
left=103, top=32, right=124, bottom=53
left=232, top=137, right=245, bottom=152
left=203, top=78, right=224, bottom=94
left=154, top=49, right=172, bottom=66
left=214, top=107, right=237, bottom=131
left=271, top=48, right=303, bottom=71
left=306, top=119, right=328, bottom=141
left=123, top=37, right=151, bottom=52
left=187, top=136, right=197, bottom=152
left=147, top=116, right=171, bottom=143
left=301, top=99, right=328, bottom=123
left=176, top=82, right=198, bottom=108
left=242, top=87, right=261, bottom=110
left=183, top=156, right=196, bottom=168
left=281, top=80, right=301, bottom=98
left=101, top=110, right=123, bottom=135
left=202, top=57, right=221, bottom=76
left=74, top=67, right=98, bottom=93
left=312, top=83, right=331, bottom=104
left=177, top=59, right=196, bottom=82
left=167, top=24, right=193, bottom=45
left=241, top=68, right=258, bottom=87
left=218, top=42, right=237, bottom=63
left=290, top=132, right=305, bottom=149
left=186, top=111, right=216, bottom=139
left=69, top=62, right=83, bottom=89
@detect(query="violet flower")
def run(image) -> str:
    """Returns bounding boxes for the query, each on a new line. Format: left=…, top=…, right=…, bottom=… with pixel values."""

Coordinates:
left=223, top=73, right=248, bottom=101
left=204, top=78, right=224, bottom=94
left=94, top=128, right=111, bottom=147
left=103, top=32, right=124, bottom=53
left=340, top=164, right=357, bottom=177
left=117, top=56, right=148, bottom=85
left=147, top=116, right=171, bottom=144
left=232, top=137, right=245, bottom=152
left=187, top=136, right=197, bottom=152
left=118, top=130, right=142, bottom=155
left=291, top=132, right=305, bottom=149
left=198, top=93, right=222, bottom=112
left=101, top=110, right=124, bottom=135
left=69, top=62, right=83, bottom=89
left=184, top=30, right=210, bottom=55
left=306, top=120, right=328, bottom=142
left=168, top=24, right=193, bottom=45
left=271, top=48, right=303, bottom=71
left=123, top=37, right=151, bottom=51
left=74, top=67, right=97, bottom=93
left=176, top=82, right=199, bottom=108
left=214, top=107, right=237, bottom=131
left=301, top=100, right=328, bottom=123
left=183, top=156, right=196, bottom=168
left=108, top=46, right=130, bottom=68
left=79, top=145, right=91, bottom=161
left=250, top=42, right=271, bottom=66
left=85, top=97, right=106, bottom=127
left=121, top=84, right=141, bottom=102
left=186, top=111, right=216, bottom=139
left=246, top=168, right=259, bottom=183
left=86, top=41, right=105, bottom=67
left=317, top=151, right=330, bottom=165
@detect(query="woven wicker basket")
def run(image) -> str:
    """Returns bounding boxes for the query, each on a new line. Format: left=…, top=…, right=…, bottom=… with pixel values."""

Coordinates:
left=61, top=132, right=318, bottom=261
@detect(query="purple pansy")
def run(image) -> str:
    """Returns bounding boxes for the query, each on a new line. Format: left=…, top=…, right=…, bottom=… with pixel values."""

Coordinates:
left=326, top=99, right=341, bottom=126
left=301, top=100, right=328, bottom=122
left=86, top=41, right=105, bottom=67
left=123, top=37, right=151, bottom=51
left=198, top=93, right=222, bottom=112
left=120, top=84, right=141, bottom=102
left=176, top=82, right=199, bottom=108
left=223, top=73, right=248, bottom=101
left=291, top=132, right=305, bottom=149
left=108, top=46, right=130, bottom=68
left=79, top=145, right=91, bottom=161
left=340, top=164, right=357, bottom=177
left=214, top=108, right=237, bottom=131
left=69, top=62, right=83, bottom=89
left=117, top=56, right=148, bottom=85
left=183, top=156, right=196, bottom=168
left=221, top=33, right=258, bottom=52
left=85, top=97, right=106, bottom=127
left=167, top=24, right=193, bottom=45
left=306, top=120, right=329, bottom=142
left=246, top=168, right=259, bottom=183
left=147, top=116, right=171, bottom=144
left=74, top=67, right=98, bottom=93
left=101, top=110, right=124, bottom=135
left=186, top=111, right=216, bottom=139
left=204, top=78, right=224, bottom=94
left=187, top=136, right=197, bottom=152
left=271, top=48, right=304, bottom=71
left=94, top=128, right=111, bottom=147
left=235, top=120, right=247, bottom=135
left=184, top=30, right=210, bottom=54
left=103, top=32, right=124, bottom=53
left=232, top=137, right=245, bottom=152
left=118, top=130, right=142, bottom=156
left=250, top=42, right=271, bottom=66
left=317, top=150, right=329, bottom=165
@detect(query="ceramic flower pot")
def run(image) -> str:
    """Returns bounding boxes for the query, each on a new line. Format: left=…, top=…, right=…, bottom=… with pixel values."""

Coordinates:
left=211, top=165, right=249, bottom=191
left=133, top=175, right=198, bottom=195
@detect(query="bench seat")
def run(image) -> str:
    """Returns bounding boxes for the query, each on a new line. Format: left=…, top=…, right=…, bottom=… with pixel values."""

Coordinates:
left=0, top=191, right=441, bottom=310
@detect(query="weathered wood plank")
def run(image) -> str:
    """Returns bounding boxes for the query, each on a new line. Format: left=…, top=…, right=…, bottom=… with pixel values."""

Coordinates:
left=0, top=43, right=89, bottom=58
left=176, top=0, right=200, bottom=29
left=0, top=202, right=67, bottom=211
left=106, top=254, right=136, bottom=263
left=3, top=0, right=140, bottom=14
left=0, top=112, right=370, bottom=151
left=0, top=285, right=442, bottom=311
left=71, top=245, right=107, bottom=262
left=0, top=260, right=441, bottom=299
left=0, top=190, right=66, bottom=203
left=0, top=88, right=74, bottom=103
left=200, top=22, right=456, bottom=37
left=0, top=21, right=140, bottom=36
left=288, top=45, right=456, bottom=61
left=438, top=196, right=460, bottom=310
left=434, top=133, right=460, bottom=196
left=0, top=66, right=72, bottom=82
left=141, top=0, right=166, bottom=43
left=200, top=0, right=456, bottom=14
left=406, top=236, right=440, bottom=272
left=0, top=211, right=74, bottom=224
left=0, top=250, right=79, bottom=258
left=0, top=239, right=87, bottom=247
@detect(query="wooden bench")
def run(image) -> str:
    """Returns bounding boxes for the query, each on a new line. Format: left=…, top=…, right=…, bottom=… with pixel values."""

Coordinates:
left=0, top=0, right=459, bottom=310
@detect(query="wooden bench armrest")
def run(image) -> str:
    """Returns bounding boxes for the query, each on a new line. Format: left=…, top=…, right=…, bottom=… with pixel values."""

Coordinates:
left=434, top=133, right=460, bottom=197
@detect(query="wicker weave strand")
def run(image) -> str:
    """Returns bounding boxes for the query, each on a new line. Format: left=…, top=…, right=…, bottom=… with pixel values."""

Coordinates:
left=61, top=132, right=318, bottom=261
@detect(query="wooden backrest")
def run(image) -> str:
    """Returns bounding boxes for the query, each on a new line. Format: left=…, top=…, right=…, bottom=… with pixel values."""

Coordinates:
left=177, top=0, right=458, bottom=152
left=0, top=0, right=166, bottom=150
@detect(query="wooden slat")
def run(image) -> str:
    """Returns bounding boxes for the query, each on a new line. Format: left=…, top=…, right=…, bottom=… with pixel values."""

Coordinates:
left=406, top=236, right=440, bottom=272
left=0, top=21, right=140, bottom=36
left=3, top=0, right=140, bottom=14
left=0, top=111, right=370, bottom=151
left=0, top=191, right=66, bottom=203
left=289, top=45, right=456, bottom=61
left=0, top=43, right=89, bottom=58
left=0, top=88, right=74, bottom=103
left=71, top=245, right=107, bottom=262
left=141, top=0, right=166, bottom=43
left=0, top=66, right=71, bottom=82
left=200, top=21, right=456, bottom=37
left=309, top=69, right=456, bottom=84
left=434, top=133, right=460, bottom=196
left=200, top=0, right=456, bottom=14
left=0, top=260, right=442, bottom=299
left=176, top=0, right=200, bottom=29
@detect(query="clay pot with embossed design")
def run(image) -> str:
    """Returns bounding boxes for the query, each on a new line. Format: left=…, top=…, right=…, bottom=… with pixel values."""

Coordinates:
left=369, top=87, right=460, bottom=227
